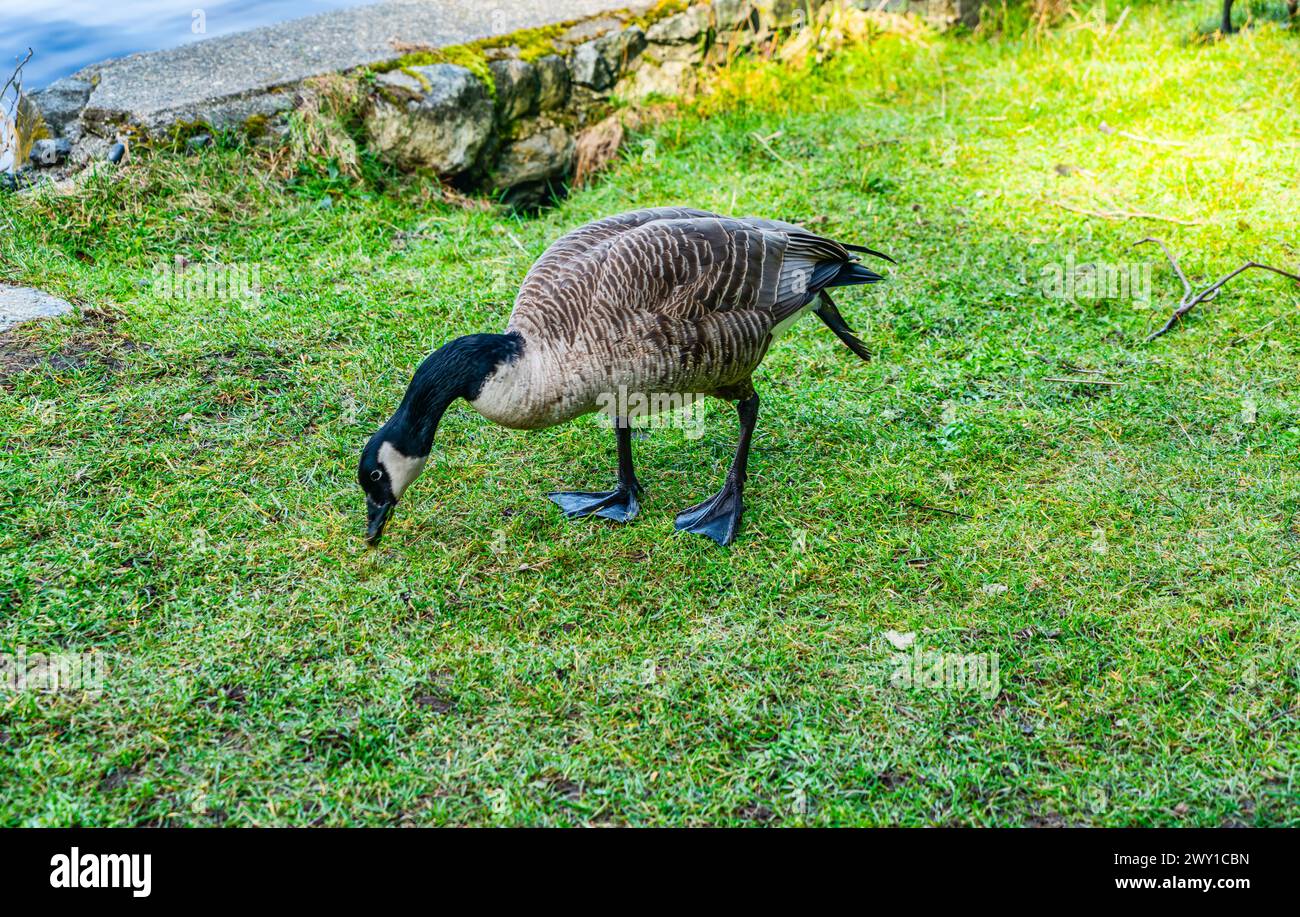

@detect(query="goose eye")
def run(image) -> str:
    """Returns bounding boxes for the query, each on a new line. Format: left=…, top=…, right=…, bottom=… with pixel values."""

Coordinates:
left=370, top=469, right=382, bottom=482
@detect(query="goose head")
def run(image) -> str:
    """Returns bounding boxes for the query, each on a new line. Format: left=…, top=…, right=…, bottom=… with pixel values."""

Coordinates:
left=358, top=332, right=523, bottom=546
left=359, top=429, right=427, bottom=545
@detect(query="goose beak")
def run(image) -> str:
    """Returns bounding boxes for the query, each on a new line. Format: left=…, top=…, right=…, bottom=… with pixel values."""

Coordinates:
left=365, top=498, right=394, bottom=546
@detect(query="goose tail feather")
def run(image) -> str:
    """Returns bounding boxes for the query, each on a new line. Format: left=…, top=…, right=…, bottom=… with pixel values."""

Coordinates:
left=815, top=291, right=872, bottom=363
left=827, top=261, right=884, bottom=288
left=841, top=243, right=897, bottom=264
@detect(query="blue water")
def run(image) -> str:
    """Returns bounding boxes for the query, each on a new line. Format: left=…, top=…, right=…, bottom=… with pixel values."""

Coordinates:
left=6, top=0, right=375, bottom=89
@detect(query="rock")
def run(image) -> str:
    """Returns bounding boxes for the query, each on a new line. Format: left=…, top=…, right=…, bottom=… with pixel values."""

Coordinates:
left=882, top=0, right=984, bottom=28
left=185, top=133, right=213, bottom=152
left=28, top=77, right=94, bottom=138
left=483, top=45, right=522, bottom=61
left=647, top=6, right=711, bottom=43
left=761, top=0, right=809, bottom=29
left=491, top=117, right=578, bottom=209
left=0, top=172, right=15, bottom=194
left=712, top=0, right=756, bottom=30
left=492, top=121, right=575, bottom=190
left=559, top=16, right=624, bottom=45
left=489, top=58, right=538, bottom=122
left=29, top=139, right=72, bottom=168
left=623, top=36, right=706, bottom=100
left=711, top=0, right=762, bottom=56
left=569, top=26, right=647, bottom=91
left=0, top=284, right=75, bottom=331
left=364, top=64, right=494, bottom=175
left=534, top=55, right=571, bottom=111
left=569, top=43, right=610, bottom=90
left=191, top=93, right=295, bottom=134
left=657, top=40, right=710, bottom=64
left=622, top=58, right=699, bottom=102
left=106, top=143, right=127, bottom=165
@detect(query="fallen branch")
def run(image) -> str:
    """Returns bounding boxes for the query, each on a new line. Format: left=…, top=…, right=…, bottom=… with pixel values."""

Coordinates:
left=1136, top=237, right=1300, bottom=341
left=1, top=49, right=35, bottom=175
left=750, top=130, right=803, bottom=172
left=0, top=48, right=33, bottom=105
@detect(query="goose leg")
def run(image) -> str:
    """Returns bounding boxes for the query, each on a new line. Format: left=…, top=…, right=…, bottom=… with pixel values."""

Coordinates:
left=675, top=393, right=759, bottom=547
left=548, top=419, right=642, bottom=522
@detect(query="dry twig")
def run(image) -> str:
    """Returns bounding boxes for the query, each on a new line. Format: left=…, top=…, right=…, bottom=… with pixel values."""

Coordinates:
left=1099, top=120, right=1186, bottom=148
left=1, top=48, right=33, bottom=106
left=749, top=130, right=803, bottom=172
left=1, top=49, right=35, bottom=171
left=1136, top=237, right=1300, bottom=341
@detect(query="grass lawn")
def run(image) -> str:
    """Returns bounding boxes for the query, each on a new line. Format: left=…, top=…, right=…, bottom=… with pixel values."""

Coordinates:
left=1, top=1, right=1298, bottom=826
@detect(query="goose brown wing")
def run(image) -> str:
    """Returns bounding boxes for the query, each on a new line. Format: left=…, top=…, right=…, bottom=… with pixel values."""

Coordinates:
left=587, top=215, right=860, bottom=327
left=509, top=212, right=865, bottom=344
left=532, top=206, right=720, bottom=265
left=515, top=208, right=716, bottom=302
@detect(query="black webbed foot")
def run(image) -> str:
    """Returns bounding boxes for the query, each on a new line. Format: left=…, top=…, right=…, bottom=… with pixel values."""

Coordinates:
left=674, top=477, right=743, bottom=546
left=548, top=482, right=641, bottom=523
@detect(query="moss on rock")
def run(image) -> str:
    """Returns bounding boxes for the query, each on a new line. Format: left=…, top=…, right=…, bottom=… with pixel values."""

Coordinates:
left=374, top=45, right=496, bottom=99
left=477, top=23, right=572, bottom=62
left=633, top=0, right=693, bottom=29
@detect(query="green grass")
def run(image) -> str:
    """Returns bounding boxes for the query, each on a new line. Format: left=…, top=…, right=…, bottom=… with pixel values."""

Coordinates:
left=2, top=1, right=1298, bottom=826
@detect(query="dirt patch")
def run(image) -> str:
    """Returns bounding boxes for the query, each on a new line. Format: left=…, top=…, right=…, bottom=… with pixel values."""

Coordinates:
left=0, top=329, right=75, bottom=382
left=736, top=802, right=775, bottom=823
left=876, top=770, right=910, bottom=790
left=1025, top=813, right=1068, bottom=828
left=197, top=345, right=291, bottom=384
left=412, top=690, right=455, bottom=714
left=99, top=764, right=142, bottom=791
left=0, top=306, right=137, bottom=387
left=199, top=683, right=249, bottom=711
left=541, top=774, right=583, bottom=803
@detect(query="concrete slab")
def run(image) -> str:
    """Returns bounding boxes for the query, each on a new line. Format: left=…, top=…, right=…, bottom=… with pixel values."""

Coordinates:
left=0, top=284, right=75, bottom=331
left=78, top=0, right=652, bottom=130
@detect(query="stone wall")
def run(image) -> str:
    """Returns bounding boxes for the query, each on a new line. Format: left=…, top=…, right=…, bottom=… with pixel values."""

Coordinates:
left=360, top=0, right=983, bottom=206
left=20, top=0, right=986, bottom=201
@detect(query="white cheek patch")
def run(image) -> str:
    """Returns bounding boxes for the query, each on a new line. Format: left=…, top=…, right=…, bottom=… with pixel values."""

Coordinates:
left=378, top=442, right=428, bottom=500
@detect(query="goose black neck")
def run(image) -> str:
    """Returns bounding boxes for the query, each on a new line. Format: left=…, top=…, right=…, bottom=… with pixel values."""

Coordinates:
left=389, top=332, right=522, bottom=454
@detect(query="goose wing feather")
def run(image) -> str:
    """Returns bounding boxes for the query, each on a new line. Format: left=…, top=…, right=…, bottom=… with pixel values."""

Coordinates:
left=511, top=210, right=845, bottom=335
left=498, top=211, right=868, bottom=414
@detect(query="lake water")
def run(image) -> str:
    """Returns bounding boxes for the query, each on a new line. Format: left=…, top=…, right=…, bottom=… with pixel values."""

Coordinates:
left=6, top=0, right=375, bottom=89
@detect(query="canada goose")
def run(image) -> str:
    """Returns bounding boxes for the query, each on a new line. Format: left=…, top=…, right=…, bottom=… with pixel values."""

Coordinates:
left=359, top=207, right=891, bottom=546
